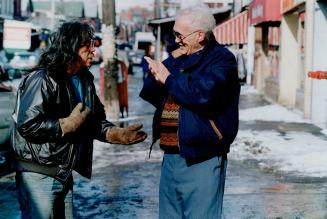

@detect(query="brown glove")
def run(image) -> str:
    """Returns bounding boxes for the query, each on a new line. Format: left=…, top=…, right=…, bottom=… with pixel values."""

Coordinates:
left=106, top=123, right=147, bottom=145
left=59, top=103, right=90, bottom=136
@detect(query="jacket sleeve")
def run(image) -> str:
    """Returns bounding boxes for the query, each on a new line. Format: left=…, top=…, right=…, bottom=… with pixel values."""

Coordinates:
left=93, top=93, right=115, bottom=142
left=139, top=72, right=167, bottom=108
left=165, top=52, right=239, bottom=116
left=16, top=72, right=63, bottom=143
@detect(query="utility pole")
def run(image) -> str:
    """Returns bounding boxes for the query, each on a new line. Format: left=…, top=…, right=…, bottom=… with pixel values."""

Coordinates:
left=154, top=0, right=161, bottom=18
left=102, top=0, right=119, bottom=119
left=50, top=0, right=55, bottom=30
left=154, top=0, right=161, bottom=61
left=57, top=0, right=65, bottom=16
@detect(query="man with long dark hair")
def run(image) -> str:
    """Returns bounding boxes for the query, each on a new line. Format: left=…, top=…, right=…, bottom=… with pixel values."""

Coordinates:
left=11, top=21, right=147, bottom=218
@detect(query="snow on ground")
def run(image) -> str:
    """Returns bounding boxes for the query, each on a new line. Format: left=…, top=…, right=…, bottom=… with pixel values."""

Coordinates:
left=240, top=84, right=259, bottom=95
left=92, top=141, right=163, bottom=170
left=239, top=104, right=308, bottom=123
left=230, top=130, right=327, bottom=177
left=232, top=88, right=327, bottom=178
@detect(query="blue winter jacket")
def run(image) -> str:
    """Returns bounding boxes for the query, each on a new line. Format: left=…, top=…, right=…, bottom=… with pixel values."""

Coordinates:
left=140, top=37, right=240, bottom=159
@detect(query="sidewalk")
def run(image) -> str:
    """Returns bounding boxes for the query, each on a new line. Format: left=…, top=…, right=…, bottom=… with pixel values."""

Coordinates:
left=223, top=85, right=327, bottom=218
left=234, top=85, right=327, bottom=178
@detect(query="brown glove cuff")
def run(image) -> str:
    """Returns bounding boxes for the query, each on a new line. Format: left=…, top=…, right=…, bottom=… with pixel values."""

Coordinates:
left=106, top=127, right=121, bottom=144
left=106, top=126, right=147, bottom=145
left=59, top=105, right=91, bottom=136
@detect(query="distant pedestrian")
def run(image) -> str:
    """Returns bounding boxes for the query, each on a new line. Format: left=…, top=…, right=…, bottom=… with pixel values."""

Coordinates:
left=117, top=59, right=129, bottom=118
left=140, top=6, right=240, bottom=219
left=236, top=44, right=247, bottom=84
left=11, top=21, right=147, bottom=218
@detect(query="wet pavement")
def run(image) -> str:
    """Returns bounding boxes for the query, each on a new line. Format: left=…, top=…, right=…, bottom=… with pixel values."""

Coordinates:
left=0, top=68, right=327, bottom=218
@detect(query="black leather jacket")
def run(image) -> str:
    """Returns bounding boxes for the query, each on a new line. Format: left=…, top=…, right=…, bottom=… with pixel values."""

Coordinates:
left=11, top=68, right=114, bottom=183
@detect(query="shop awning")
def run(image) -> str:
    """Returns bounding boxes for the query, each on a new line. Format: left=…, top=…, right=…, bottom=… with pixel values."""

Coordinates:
left=249, top=0, right=281, bottom=26
left=213, top=11, right=248, bottom=45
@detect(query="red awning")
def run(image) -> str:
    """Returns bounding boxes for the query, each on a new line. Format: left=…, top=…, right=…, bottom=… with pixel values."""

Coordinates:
left=213, top=11, right=248, bottom=45
left=249, top=0, right=281, bottom=26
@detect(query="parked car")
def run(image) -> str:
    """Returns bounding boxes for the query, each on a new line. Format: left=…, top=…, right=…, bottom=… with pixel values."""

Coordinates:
left=0, top=68, right=15, bottom=171
left=8, top=51, right=36, bottom=79
left=128, top=49, right=145, bottom=66
left=117, top=42, right=133, bottom=51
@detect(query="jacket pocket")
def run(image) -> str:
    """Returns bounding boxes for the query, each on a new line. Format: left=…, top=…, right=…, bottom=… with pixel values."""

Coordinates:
left=179, top=108, right=223, bottom=147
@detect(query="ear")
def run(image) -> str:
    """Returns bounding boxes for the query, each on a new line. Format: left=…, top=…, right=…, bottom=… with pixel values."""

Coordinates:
left=198, top=31, right=206, bottom=43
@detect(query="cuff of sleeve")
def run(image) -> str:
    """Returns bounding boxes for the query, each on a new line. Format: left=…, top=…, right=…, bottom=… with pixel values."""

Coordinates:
left=165, top=74, right=175, bottom=90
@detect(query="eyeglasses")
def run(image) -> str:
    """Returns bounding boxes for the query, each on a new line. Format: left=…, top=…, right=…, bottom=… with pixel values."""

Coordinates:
left=80, top=39, right=95, bottom=49
left=173, top=30, right=201, bottom=41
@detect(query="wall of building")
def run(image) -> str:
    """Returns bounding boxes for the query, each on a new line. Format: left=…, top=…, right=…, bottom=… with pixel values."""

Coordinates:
left=311, top=2, right=327, bottom=128
left=279, top=14, right=301, bottom=107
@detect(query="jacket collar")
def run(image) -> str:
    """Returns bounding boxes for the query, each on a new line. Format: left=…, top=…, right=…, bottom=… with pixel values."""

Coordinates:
left=65, top=67, right=94, bottom=81
left=180, top=35, right=219, bottom=71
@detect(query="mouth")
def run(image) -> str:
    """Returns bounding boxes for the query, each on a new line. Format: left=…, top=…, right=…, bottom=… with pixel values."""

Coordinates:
left=178, top=42, right=186, bottom=48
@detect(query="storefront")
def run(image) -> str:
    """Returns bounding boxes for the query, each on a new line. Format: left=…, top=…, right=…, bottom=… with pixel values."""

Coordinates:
left=248, top=0, right=281, bottom=100
left=279, top=0, right=327, bottom=128
left=279, top=0, right=306, bottom=110
left=308, top=0, right=327, bottom=128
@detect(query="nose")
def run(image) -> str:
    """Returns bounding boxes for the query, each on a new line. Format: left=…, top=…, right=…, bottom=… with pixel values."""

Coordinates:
left=90, top=46, right=96, bottom=53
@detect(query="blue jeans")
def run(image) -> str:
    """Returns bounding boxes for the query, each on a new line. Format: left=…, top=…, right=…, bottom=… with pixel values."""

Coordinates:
left=15, top=172, right=73, bottom=219
left=159, top=154, right=227, bottom=219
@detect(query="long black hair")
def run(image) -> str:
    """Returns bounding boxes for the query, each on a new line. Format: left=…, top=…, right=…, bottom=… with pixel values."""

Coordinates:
left=35, top=21, right=94, bottom=79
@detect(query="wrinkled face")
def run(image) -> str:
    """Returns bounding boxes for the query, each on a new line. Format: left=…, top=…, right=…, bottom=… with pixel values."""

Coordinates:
left=173, top=17, right=204, bottom=55
left=78, top=39, right=95, bottom=68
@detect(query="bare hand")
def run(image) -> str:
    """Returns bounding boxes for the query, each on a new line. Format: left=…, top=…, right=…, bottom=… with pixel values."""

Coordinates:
left=171, top=48, right=186, bottom=58
left=144, top=57, right=170, bottom=84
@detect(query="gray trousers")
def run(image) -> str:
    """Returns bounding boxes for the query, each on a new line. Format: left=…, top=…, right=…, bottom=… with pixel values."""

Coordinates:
left=159, top=154, right=227, bottom=219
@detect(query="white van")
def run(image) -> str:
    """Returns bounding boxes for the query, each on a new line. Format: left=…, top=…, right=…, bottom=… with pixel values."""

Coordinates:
left=133, top=32, right=155, bottom=51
